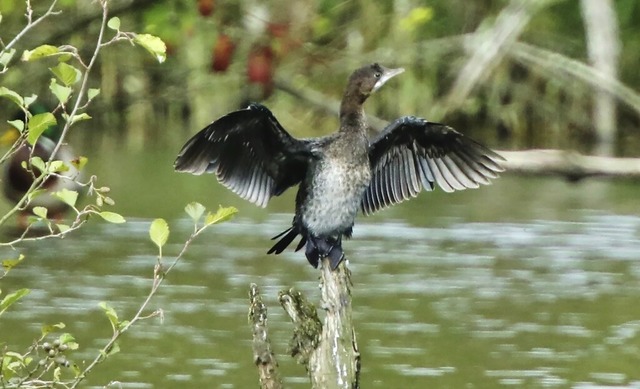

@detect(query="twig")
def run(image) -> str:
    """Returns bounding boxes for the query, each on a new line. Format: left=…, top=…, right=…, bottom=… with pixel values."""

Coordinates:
left=249, top=284, right=282, bottom=389
left=0, top=0, right=107, bottom=228
left=46, top=0, right=157, bottom=44
left=69, top=217, right=212, bottom=388
left=0, top=0, right=60, bottom=55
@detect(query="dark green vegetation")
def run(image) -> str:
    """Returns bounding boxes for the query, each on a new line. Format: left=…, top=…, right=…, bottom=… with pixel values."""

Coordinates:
left=2, top=0, right=639, bottom=155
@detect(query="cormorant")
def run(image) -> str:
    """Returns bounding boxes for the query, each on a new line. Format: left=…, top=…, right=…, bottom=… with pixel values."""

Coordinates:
left=174, top=63, right=505, bottom=269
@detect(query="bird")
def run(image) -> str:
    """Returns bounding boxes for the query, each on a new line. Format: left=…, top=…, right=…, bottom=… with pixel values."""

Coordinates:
left=2, top=106, right=82, bottom=227
left=174, top=63, right=505, bottom=269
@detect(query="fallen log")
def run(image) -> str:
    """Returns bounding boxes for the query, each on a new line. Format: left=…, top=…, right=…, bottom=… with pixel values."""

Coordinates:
left=499, top=149, right=640, bottom=181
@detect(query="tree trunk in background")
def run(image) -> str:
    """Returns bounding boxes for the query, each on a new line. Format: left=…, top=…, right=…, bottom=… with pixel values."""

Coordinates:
left=439, top=0, right=537, bottom=116
left=580, top=0, right=620, bottom=156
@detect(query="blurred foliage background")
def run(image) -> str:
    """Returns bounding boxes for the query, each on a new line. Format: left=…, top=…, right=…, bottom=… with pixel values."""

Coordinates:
left=2, top=2, right=640, bottom=386
left=1, top=0, right=639, bottom=156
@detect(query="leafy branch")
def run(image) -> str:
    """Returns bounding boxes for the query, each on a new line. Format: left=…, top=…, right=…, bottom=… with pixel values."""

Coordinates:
left=68, top=203, right=237, bottom=388
left=0, top=0, right=186, bottom=387
left=1, top=204, right=237, bottom=388
left=0, top=0, right=165, bottom=237
left=0, top=0, right=61, bottom=74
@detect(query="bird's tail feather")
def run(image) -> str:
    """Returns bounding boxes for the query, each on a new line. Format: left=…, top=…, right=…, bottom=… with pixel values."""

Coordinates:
left=267, top=227, right=300, bottom=254
left=268, top=227, right=344, bottom=269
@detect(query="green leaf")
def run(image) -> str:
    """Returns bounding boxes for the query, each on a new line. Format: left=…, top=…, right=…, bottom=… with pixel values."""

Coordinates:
left=133, top=34, right=167, bottom=63
left=49, top=78, right=72, bottom=104
left=7, top=119, right=24, bottom=132
left=0, top=86, right=24, bottom=106
left=64, top=112, right=92, bottom=124
left=149, top=218, right=169, bottom=249
left=28, top=188, right=46, bottom=202
left=26, top=112, right=56, bottom=145
left=28, top=156, right=46, bottom=173
left=2, top=254, right=25, bottom=274
left=87, top=88, right=100, bottom=101
left=24, top=94, right=38, bottom=107
left=57, top=223, right=70, bottom=233
left=0, top=288, right=30, bottom=315
left=106, top=341, right=120, bottom=356
left=99, top=301, right=119, bottom=332
left=71, top=156, right=88, bottom=171
left=107, top=17, right=120, bottom=30
left=4, top=352, right=23, bottom=361
left=48, top=160, right=69, bottom=173
left=50, top=62, right=81, bottom=86
left=32, top=206, right=48, bottom=219
left=58, top=53, right=73, bottom=62
left=185, top=202, right=205, bottom=223
left=98, top=211, right=126, bottom=224
left=52, top=188, right=78, bottom=207
left=205, top=206, right=238, bottom=226
left=118, top=320, right=130, bottom=331
left=59, top=333, right=76, bottom=345
left=0, top=48, right=15, bottom=67
left=41, top=322, right=65, bottom=337
left=399, top=6, right=434, bottom=32
left=22, top=44, right=59, bottom=61
left=71, top=362, right=81, bottom=376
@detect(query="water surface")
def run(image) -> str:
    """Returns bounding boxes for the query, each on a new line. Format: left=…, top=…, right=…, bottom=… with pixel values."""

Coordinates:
left=1, top=148, right=640, bottom=388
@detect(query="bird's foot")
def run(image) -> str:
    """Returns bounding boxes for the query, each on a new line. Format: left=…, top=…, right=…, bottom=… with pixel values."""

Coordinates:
left=304, top=235, right=345, bottom=269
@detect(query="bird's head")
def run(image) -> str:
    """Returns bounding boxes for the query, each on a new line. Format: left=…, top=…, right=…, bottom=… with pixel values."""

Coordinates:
left=347, top=63, right=405, bottom=101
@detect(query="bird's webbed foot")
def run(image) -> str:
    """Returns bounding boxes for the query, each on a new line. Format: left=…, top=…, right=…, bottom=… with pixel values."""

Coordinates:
left=305, top=235, right=344, bottom=269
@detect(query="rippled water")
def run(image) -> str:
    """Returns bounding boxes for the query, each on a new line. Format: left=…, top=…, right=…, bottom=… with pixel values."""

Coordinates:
left=2, top=161, right=640, bottom=388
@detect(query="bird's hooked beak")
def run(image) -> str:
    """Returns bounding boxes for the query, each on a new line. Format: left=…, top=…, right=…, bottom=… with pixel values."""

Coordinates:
left=373, top=66, right=405, bottom=92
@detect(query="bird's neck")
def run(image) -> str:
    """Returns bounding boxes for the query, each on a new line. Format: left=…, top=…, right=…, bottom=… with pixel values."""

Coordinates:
left=339, top=91, right=367, bottom=133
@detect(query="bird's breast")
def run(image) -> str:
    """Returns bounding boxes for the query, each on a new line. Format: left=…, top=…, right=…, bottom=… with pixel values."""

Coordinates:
left=300, top=155, right=371, bottom=237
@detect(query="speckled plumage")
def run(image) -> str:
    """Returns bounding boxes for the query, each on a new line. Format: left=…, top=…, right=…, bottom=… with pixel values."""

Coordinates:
left=301, top=132, right=370, bottom=237
left=174, top=63, right=505, bottom=269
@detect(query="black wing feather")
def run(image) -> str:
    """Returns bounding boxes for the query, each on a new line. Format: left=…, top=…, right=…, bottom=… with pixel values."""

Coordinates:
left=174, top=103, right=312, bottom=207
left=362, top=116, right=505, bottom=215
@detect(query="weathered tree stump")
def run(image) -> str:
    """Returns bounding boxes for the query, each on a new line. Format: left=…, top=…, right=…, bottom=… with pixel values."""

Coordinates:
left=249, top=258, right=361, bottom=389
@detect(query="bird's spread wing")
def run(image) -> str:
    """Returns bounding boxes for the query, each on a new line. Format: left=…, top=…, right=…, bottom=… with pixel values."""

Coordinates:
left=362, top=116, right=505, bottom=215
left=174, top=103, right=312, bottom=207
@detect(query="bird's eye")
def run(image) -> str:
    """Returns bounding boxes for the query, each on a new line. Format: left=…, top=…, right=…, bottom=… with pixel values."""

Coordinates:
left=374, top=72, right=381, bottom=78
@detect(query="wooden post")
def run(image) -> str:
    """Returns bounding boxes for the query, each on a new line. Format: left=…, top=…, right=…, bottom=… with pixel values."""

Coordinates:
left=277, top=257, right=361, bottom=388
left=308, top=258, right=360, bottom=389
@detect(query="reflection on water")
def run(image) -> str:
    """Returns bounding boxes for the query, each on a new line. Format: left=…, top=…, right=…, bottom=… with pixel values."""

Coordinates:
left=2, top=174, right=640, bottom=388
